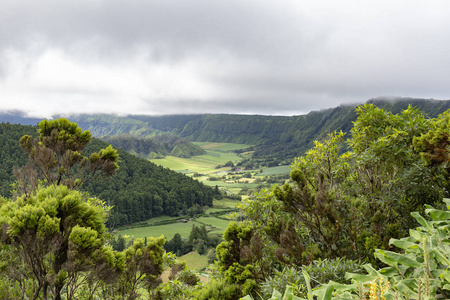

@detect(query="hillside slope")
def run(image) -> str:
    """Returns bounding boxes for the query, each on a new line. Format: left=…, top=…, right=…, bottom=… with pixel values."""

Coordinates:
left=71, top=97, right=450, bottom=162
left=3, top=97, right=450, bottom=164
left=100, top=135, right=206, bottom=159
left=0, top=123, right=214, bottom=227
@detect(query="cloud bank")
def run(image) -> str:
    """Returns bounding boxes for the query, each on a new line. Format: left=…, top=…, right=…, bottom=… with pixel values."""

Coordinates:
left=1, top=0, right=449, bottom=117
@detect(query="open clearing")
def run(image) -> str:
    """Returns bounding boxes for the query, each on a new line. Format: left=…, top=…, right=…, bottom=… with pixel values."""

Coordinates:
left=258, top=165, right=291, bottom=176
left=116, top=197, right=240, bottom=240
left=150, top=142, right=252, bottom=174
left=179, top=252, right=210, bottom=270
left=116, top=216, right=233, bottom=240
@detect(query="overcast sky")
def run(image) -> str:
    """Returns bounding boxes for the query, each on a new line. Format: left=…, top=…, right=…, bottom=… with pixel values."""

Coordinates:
left=1, top=1, right=449, bottom=117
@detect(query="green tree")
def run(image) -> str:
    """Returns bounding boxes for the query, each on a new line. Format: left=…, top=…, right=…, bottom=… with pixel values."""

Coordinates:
left=115, top=237, right=165, bottom=299
left=0, top=185, right=111, bottom=300
left=241, top=104, right=446, bottom=268
left=16, top=118, right=118, bottom=195
left=215, top=221, right=266, bottom=297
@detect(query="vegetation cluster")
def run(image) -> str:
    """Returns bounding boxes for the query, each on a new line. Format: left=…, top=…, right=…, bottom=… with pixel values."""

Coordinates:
left=151, top=103, right=450, bottom=299
left=0, top=123, right=215, bottom=228
left=2, top=99, right=450, bottom=299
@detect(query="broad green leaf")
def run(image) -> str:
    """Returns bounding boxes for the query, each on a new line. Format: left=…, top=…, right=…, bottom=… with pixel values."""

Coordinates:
left=390, top=239, right=419, bottom=250
left=425, top=208, right=450, bottom=221
left=323, top=281, right=356, bottom=293
left=317, top=284, right=334, bottom=300
left=240, top=296, right=253, bottom=300
left=443, top=198, right=450, bottom=208
left=345, top=272, right=377, bottom=282
left=375, top=250, right=398, bottom=267
left=331, top=292, right=354, bottom=300
left=270, top=288, right=282, bottom=299
left=362, top=264, right=384, bottom=277
left=380, top=266, right=401, bottom=277
left=383, top=292, right=397, bottom=300
left=377, top=250, right=422, bottom=268
left=440, top=270, right=450, bottom=283
left=430, top=248, right=450, bottom=266
left=302, top=269, right=313, bottom=300
left=409, top=229, right=425, bottom=241
left=283, top=286, right=294, bottom=300
left=395, top=281, right=415, bottom=296
left=412, top=212, right=433, bottom=232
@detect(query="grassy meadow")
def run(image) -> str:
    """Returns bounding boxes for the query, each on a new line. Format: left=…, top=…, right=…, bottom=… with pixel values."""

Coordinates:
left=116, top=198, right=240, bottom=240
left=150, top=142, right=251, bottom=174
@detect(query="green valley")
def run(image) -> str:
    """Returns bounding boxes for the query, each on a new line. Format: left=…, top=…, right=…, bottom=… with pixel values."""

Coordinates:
left=2, top=98, right=450, bottom=299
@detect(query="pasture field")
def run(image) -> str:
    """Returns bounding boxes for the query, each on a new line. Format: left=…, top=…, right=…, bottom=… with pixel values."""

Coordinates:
left=150, top=151, right=239, bottom=173
left=116, top=198, right=240, bottom=240
left=150, top=142, right=253, bottom=174
left=258, top=165, right=291, bottom=176
left=178, top=252, right=210, bottom=270
left=116, top=217, right=229, bottom=240
left=194, top=217, right=232, bottom=232
left=212, top=198, right=240, bottom=209
left=117, top=221, right=200, bottom=240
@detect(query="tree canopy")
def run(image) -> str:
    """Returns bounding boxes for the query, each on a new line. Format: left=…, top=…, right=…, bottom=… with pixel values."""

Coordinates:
left=16, top=118, right=118, bottom=194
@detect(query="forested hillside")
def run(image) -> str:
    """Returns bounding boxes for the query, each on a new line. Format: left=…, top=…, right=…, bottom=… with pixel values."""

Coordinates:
left=0, top=122, right=214, bottom=227
left=70, top=97, right=450, bottom=163
left=2, top=98, right=450, bottom=165
left=68, top=114, right=162, bottom=137
left=0, top=123, right=36, bottom=196
left=83, top=139, right=213, bottom=226
left=100, top=134, right=206, bottom=159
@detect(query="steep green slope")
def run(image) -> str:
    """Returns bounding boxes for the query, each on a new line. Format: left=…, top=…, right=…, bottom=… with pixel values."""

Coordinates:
left=100, top=135, right=206, bottom=159
left=0, top=123, right=214, bottom=227
left=4, top=97, right=450, bottom=164
left=67, top=114, right=162, bottom=137
left=126, top=98, right=450, bottom=162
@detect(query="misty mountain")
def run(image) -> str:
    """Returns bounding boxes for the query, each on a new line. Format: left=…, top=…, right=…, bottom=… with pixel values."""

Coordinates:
left=3, top=97, right=450, bottom=164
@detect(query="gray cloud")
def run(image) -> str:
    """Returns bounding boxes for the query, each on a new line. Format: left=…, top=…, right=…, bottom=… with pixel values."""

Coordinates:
left=1, top=0, right=450, bottom=117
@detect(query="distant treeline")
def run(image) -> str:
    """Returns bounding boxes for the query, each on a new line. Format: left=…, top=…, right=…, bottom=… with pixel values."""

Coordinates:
left=0, top=123, right=214, bottom=227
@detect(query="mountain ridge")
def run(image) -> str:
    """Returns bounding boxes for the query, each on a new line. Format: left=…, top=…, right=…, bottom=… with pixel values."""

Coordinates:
left=2, top=97, right=450, bottom=164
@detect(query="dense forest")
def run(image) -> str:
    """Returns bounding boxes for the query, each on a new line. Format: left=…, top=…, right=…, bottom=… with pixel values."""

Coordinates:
left=0, top=122, right=214, bottom=227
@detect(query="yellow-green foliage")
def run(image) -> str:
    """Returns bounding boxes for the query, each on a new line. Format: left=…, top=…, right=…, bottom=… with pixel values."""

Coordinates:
left=313, top=199, right=450, bottom=299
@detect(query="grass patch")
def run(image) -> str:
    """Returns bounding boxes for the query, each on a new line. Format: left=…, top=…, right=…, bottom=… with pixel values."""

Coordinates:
left=151, top=142, right=253, bottom=174
left=258, top=165, right=291, bottom=176
left=117, top=221, right=200, bottom=240
left=178, top=252, right=209, bottom=270
left=116, top=214, right=234, bottom=240
left=195, top=217, right=232, bottom=233
left=150, top=151, right=242, bottom=173
left=213, top=198, right=240, bottom=209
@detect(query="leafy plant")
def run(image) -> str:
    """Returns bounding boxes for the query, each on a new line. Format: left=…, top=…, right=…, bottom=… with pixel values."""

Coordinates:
left=313, top=198, right=450, bottom=299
